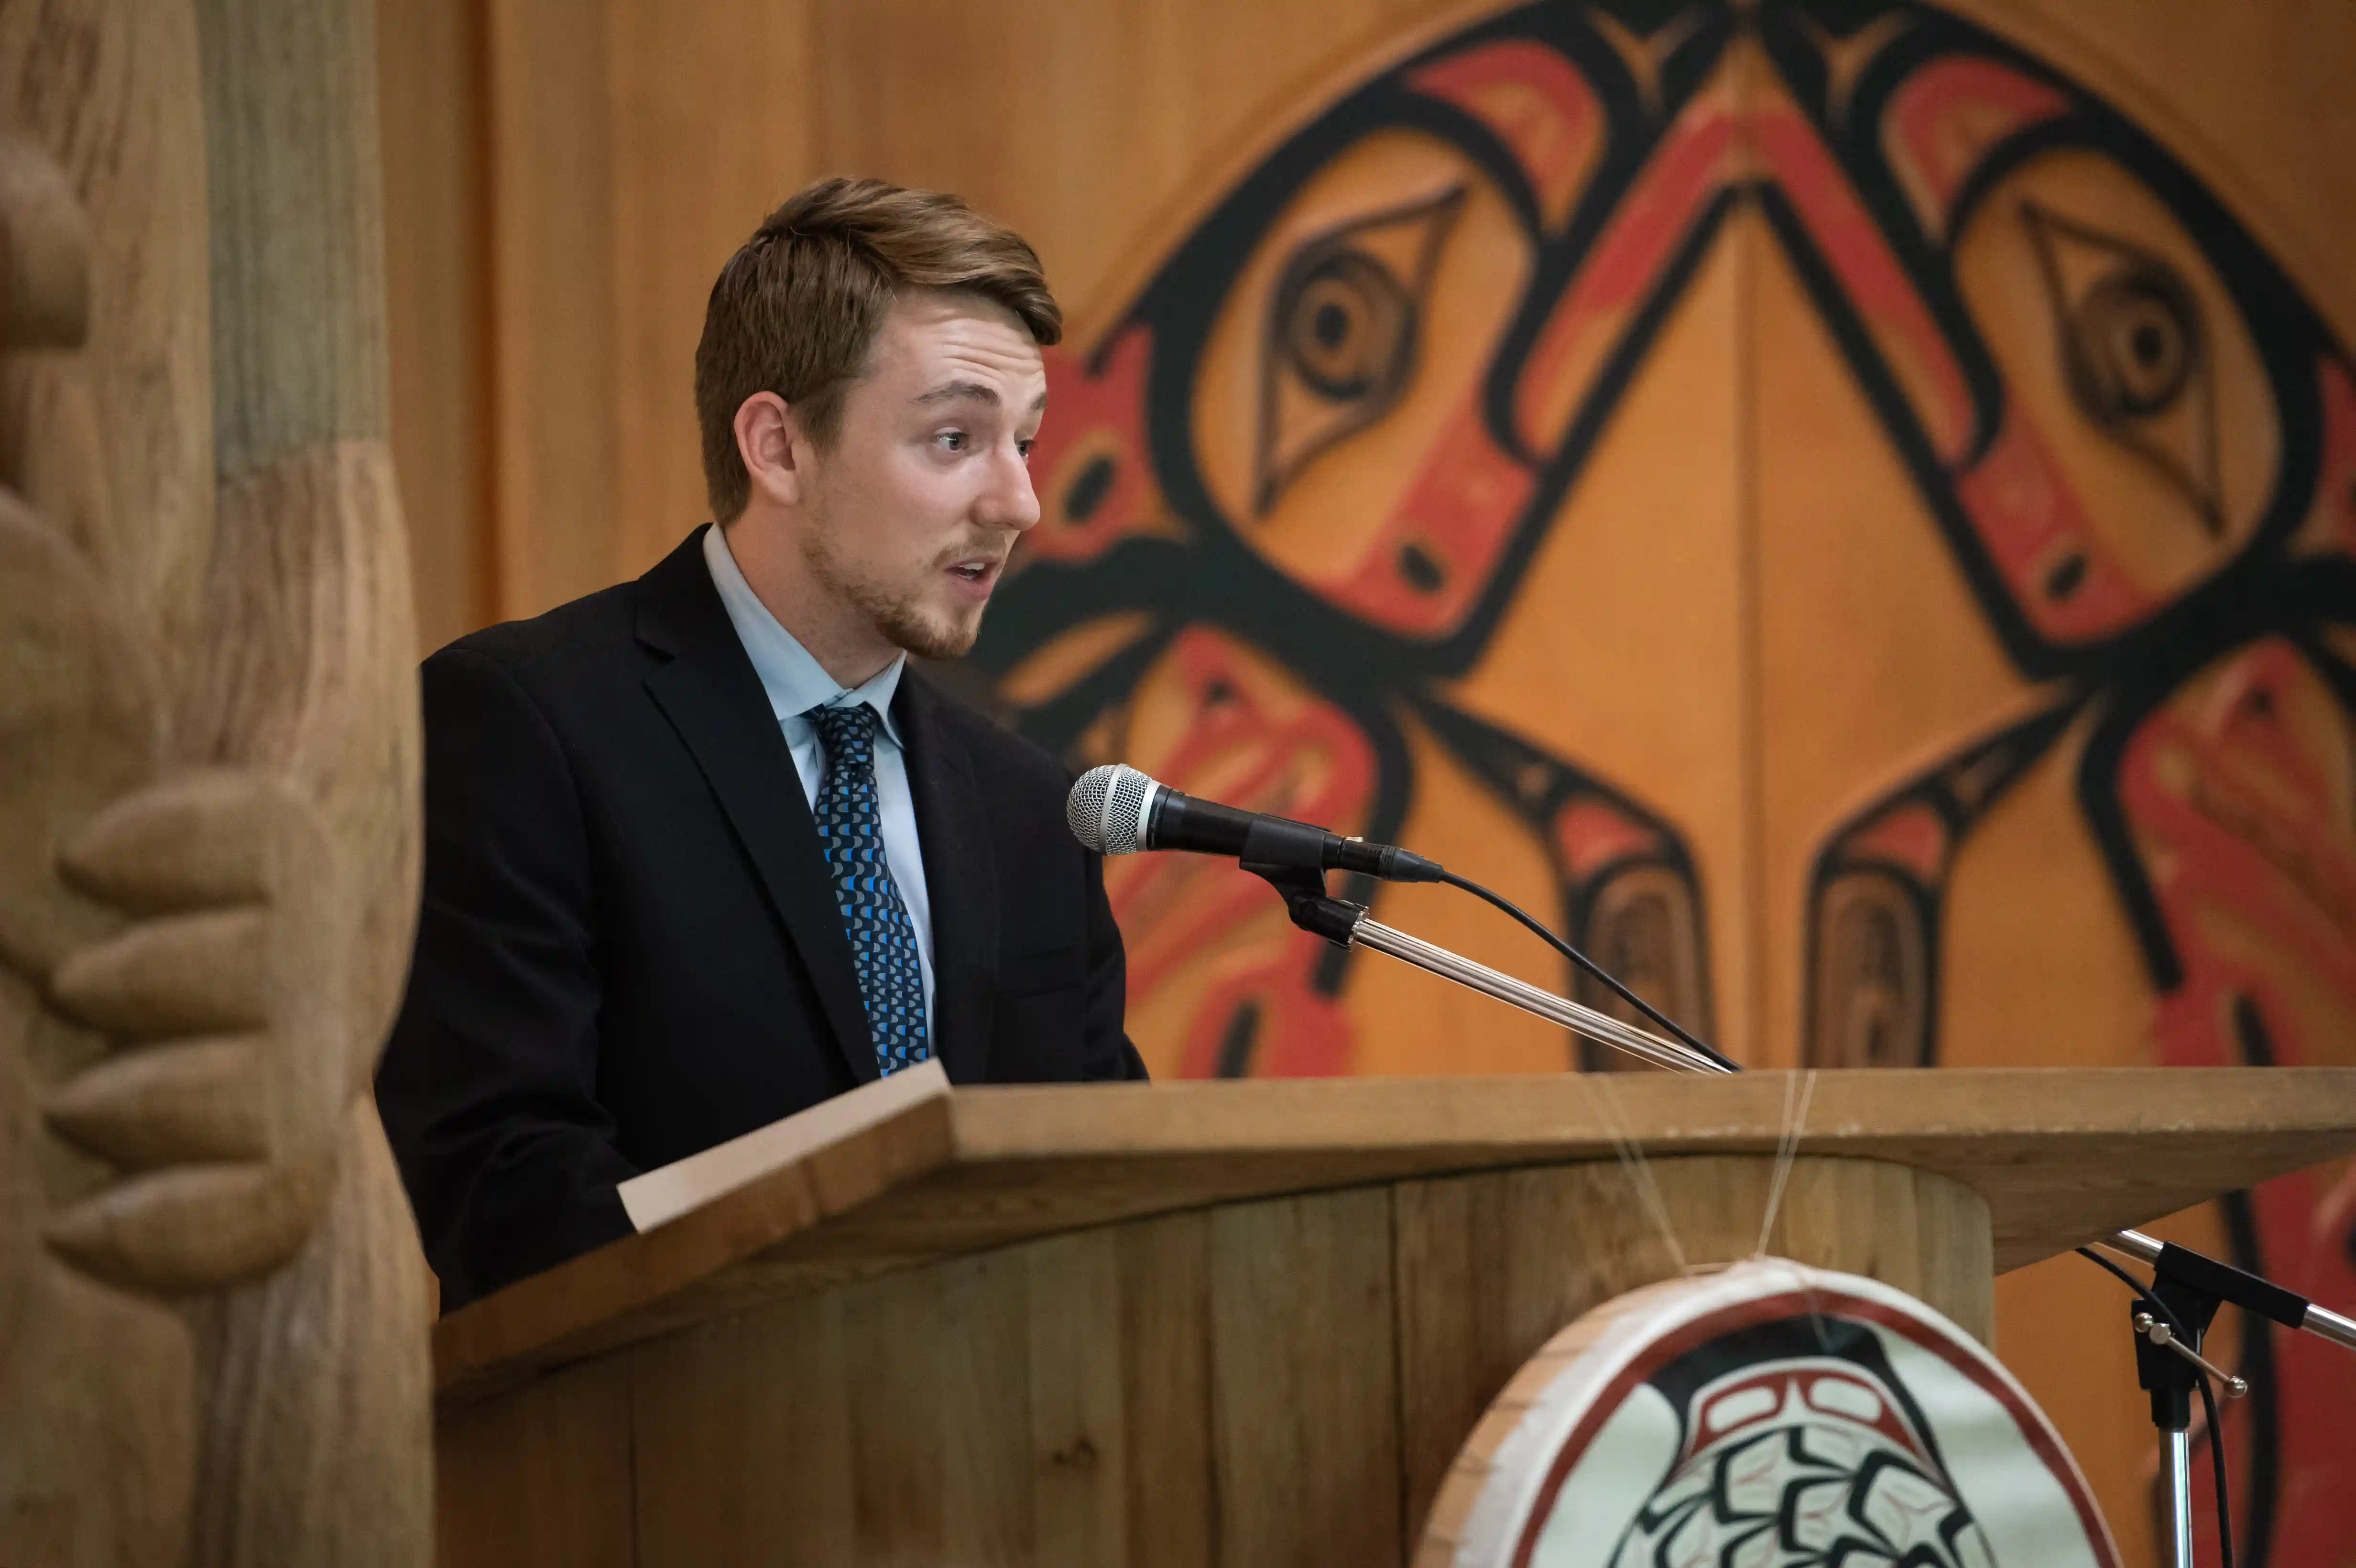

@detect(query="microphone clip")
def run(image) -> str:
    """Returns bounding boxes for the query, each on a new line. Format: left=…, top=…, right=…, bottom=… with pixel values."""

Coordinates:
left=1238, top=857, right=1365, bottom=948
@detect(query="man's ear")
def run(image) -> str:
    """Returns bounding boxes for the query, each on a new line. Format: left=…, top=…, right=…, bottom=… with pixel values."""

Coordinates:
left=734, top=391, right=807, bottom=508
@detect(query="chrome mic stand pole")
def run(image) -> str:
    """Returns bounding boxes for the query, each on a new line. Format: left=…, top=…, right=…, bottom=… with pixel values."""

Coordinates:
left=1348, top=915, right=1732, bottom=1074
left=2163, top=1427, right=2196, bottom=1568
left=1243, top=863, right=1733, bottom=1076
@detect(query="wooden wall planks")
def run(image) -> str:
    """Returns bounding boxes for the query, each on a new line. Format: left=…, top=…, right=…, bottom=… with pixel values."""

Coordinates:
left=378, top=0, right=493, bottom=654
left=604, top=0, right=813, bottom=577
left=480, top=0, right=621, bottom=621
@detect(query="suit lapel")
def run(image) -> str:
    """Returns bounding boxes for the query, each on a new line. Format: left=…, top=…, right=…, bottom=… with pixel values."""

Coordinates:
left=897, top=672, right=998, bottom=1083
left=634, top=529, right=878, bottom=1086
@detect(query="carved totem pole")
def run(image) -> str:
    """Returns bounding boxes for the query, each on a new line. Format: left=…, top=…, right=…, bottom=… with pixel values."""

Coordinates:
left=0, top=1, right=430, bottom=1564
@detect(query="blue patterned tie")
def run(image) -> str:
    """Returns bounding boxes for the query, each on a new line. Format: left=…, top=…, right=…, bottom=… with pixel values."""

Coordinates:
left=806, top=702, right=931, bottom=1075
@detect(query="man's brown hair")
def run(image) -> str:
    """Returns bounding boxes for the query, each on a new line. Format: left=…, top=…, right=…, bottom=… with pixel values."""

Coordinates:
left=694, top=176, right=1063, bottom=522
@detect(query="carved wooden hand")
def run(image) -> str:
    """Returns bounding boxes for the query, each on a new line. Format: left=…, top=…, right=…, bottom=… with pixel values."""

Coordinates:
left=41, top=771, right=352, bottom=1291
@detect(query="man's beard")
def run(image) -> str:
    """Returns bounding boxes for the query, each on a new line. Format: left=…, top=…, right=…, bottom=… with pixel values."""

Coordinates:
left=800, top=526, right=988, bottom=661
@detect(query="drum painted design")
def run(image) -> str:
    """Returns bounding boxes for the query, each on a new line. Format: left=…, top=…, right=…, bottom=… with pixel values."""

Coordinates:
left=1417, top=1261, right=2117, bottom=1568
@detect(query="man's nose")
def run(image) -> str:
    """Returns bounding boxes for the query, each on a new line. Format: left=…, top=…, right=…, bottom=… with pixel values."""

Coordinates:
left=977, top=441, right=1042, bottom=534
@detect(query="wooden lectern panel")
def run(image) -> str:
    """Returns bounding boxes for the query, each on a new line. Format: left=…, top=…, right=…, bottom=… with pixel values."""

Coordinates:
left=436, top=1067, right=2356, bottom=1405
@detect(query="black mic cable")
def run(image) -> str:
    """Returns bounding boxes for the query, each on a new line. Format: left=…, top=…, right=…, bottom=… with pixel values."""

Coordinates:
left=1433, top=870, right=1739, bottom=1072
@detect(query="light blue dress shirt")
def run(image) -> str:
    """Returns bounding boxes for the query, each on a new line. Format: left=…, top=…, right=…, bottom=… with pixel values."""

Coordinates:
left=702, top=523, right=936, bottom=1028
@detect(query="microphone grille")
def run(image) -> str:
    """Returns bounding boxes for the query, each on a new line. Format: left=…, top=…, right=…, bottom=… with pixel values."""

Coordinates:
left=1066, top=763, right=1157, bottom=855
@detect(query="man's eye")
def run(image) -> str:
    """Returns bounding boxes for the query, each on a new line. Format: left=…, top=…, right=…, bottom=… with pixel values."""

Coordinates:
left=1016, top=438, right=1036, bottom=461
left=936, top=431, right=968, bottom=452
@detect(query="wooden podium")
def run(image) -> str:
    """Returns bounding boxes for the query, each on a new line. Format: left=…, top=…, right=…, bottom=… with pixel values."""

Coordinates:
left=432, top=1068, right=2356, bottom=1566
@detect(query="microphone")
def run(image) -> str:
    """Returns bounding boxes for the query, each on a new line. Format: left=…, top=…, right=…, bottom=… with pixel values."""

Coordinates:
left=1066, top=763, right=1445, bottom=882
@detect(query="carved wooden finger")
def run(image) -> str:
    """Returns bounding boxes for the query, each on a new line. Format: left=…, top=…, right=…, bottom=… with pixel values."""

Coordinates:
left=42, top=1035, right=269, bottom=1165
left=49, top=905, right=268, bottom=1037
left=56, top=769, right=311, bottom=912
left=0, top=136, right=91, bottom=350
left=43, top=1151, right=339, bottom=1293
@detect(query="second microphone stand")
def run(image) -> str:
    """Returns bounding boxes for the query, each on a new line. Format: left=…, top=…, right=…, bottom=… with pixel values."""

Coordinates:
left=1243, top=860, right=1733, bottom=1076
left=2094, top=1227, right=2356, bottom=1568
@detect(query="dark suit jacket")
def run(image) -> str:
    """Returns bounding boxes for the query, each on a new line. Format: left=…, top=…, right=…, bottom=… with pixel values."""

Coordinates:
left=376, top=527, right=1145, bottom=1308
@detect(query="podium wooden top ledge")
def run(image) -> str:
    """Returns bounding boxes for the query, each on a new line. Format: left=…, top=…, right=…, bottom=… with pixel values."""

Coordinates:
left=434, top=1065, right=2356, bottom=1407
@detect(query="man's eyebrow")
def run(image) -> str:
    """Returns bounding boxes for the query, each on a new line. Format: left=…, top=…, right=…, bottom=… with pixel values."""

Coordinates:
left=913, top=380, right=1000, bottom=408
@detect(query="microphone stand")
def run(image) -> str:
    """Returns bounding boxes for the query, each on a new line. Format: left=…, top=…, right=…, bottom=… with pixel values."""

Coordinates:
left=2094, top=1227, right=2356, bottom=1568
left=1243, top=861, right=1733, bottom=1076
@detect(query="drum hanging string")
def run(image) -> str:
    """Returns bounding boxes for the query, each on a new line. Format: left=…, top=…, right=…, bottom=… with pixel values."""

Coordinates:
left=1756, top=1069, right=1818, bottom=1259
left=1582, top=1072, right=1693, bottom=1277
left=1756, top=1070, right=1831, bottom=1347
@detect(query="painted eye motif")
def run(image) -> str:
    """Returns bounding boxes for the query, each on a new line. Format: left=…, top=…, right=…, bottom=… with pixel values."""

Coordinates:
left=2022, top=198, right=2223, bottom=534
left=1280, top=250, right=1409, bottom=401
left=1254, top=184, right=1465, bottom=514
left=2071, top=269, right=2197, bottom=416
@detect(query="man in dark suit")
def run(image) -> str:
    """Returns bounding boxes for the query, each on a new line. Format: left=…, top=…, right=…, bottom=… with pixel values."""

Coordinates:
left=377, top=177, right=1145, bottom=1309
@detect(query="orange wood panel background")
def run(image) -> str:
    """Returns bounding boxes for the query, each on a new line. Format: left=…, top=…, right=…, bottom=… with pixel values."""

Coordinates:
left=378, top=2, right=2356, bottom=1562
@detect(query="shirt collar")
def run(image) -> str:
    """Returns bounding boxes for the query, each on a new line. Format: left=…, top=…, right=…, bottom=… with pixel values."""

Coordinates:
left=703, top=523, right=906, bottom=745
